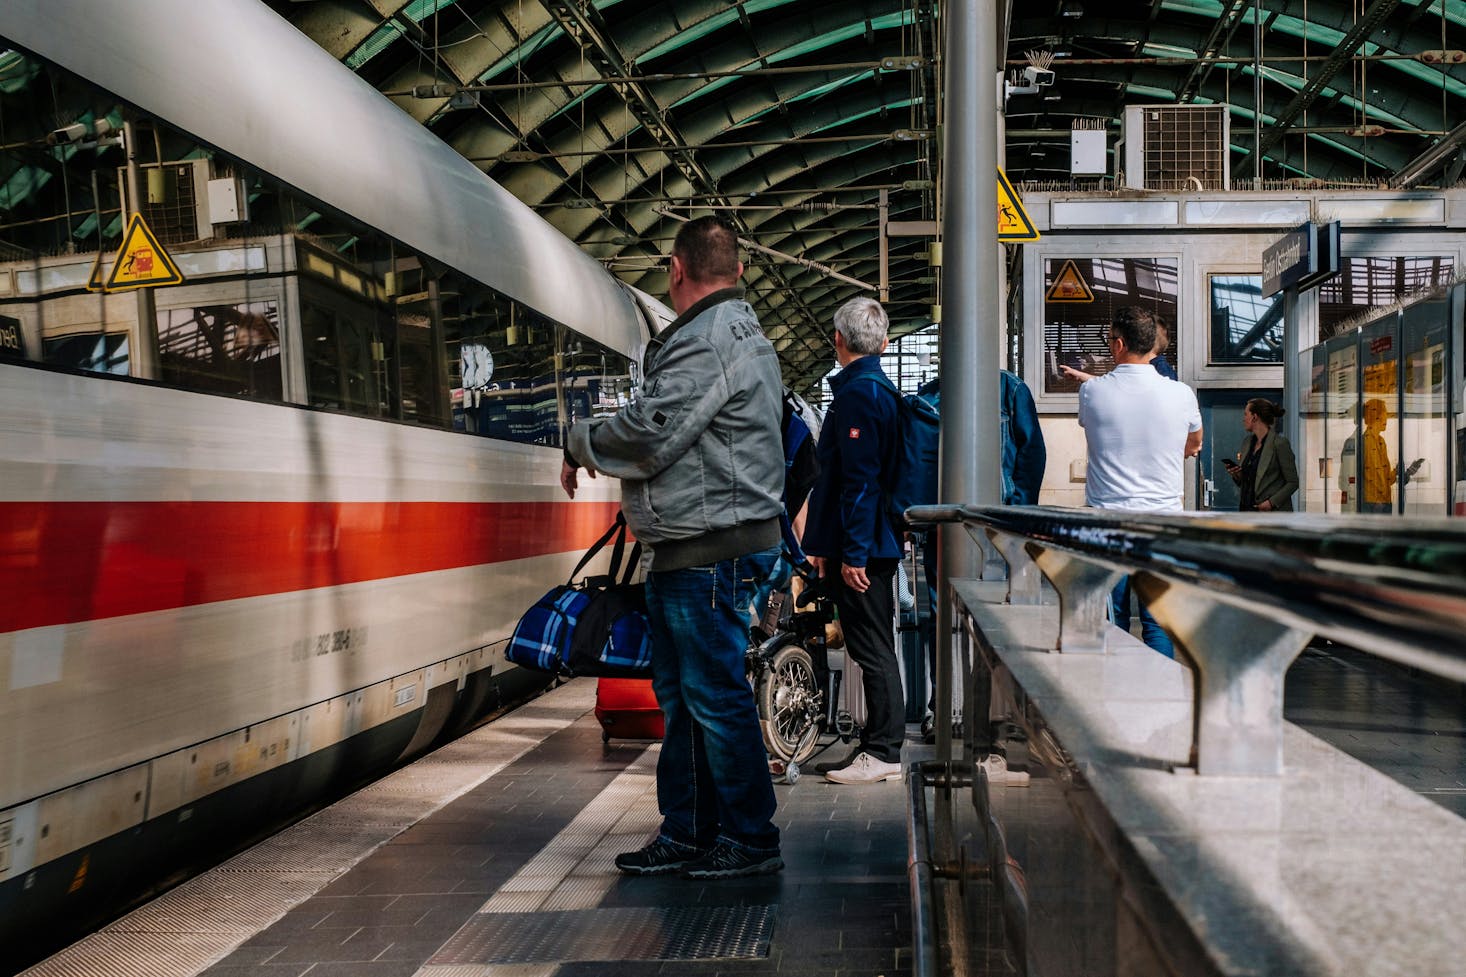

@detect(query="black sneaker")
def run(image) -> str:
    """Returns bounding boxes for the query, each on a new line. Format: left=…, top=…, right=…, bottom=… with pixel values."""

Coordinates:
left=681, top=840, right=784, bottom=880
left=614, top=838, right=704, bottom=877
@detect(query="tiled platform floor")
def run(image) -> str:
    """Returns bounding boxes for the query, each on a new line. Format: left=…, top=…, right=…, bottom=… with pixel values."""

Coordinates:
left=196, top=682, right=931, bottom=977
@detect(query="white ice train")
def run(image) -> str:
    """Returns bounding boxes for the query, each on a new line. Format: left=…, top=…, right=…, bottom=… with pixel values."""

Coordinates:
left=0, top=1, right=664, bottom=966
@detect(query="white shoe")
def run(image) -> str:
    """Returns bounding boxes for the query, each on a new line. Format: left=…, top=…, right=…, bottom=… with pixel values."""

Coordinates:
left=978, top=753, right=1029, bottom=787
left=824, top=751, right=903, bottom=784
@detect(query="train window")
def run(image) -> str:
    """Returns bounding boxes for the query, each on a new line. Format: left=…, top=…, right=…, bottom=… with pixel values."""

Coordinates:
left=157, top=302, right=284, bottom=400
left=391, top=264, right=448, bottom=428
left=301, top=291, right=393, bottom=418
left=1208, top=275, right=1283, bottom=364
left=1041, top=257, right=1179, bottom=394
left=441, top=272, right=564, bottom=446
left=0, top=39, right=618, bottom=443
left=562, top=334, right=636, bottom=429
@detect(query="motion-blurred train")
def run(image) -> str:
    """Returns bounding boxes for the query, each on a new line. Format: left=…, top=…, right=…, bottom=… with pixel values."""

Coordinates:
left=0, top=2, right=665, bottom=967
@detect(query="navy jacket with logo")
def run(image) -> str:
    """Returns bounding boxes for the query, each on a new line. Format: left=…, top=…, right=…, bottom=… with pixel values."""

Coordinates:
left=801, top=355, right=904, bottom=569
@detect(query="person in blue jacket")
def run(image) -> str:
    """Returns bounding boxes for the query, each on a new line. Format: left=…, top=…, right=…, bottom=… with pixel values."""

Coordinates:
left=917, top=370, right=1046, bottom=739
left=801, top=297, right=907, bottom=785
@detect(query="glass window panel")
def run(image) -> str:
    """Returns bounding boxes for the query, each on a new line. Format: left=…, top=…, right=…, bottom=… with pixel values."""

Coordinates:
left=1338, top=313, right=1402, bottom=513
left=1399, top=297, right=1450, bottom=514
left=1318, top=256, right=1454, bottom=341
left=0, top=35, right=627, bottom=445
left=562, top=332, right=636, bottom=430
left=1209, top=275, right=1283, bottom=364
left=441, top=272, right=573, bottom=447
left=1303, top=341, right=1331, bottom=511
left=157, top=301, right=283, bottom=400
left=302, top=288, right=391, bottom=417
left=881, top=326, right=940, bottom=394
left=1320, top=334, right=1359, bottom=513
left=1041, top=257, right=1178, bottom=395
left=42, top=331, right=129, bottom=374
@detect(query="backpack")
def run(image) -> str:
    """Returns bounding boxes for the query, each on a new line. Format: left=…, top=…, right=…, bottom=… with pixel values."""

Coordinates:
left=867, top=372, right=941, bottom=528
left=781, top=388, right=820, bottom=516
left=778, top=388, right=821, bottom=560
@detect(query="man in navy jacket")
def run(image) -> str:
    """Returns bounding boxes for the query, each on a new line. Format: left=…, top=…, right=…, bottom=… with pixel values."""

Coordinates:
left=802, top=297, right=907, bottom=784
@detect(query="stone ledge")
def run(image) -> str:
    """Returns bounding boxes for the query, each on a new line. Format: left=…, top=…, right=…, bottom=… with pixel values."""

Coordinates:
left=952, top=576, right=1466, bottom=977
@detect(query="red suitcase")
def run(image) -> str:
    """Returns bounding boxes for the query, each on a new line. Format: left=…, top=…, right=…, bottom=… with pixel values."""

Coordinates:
left=595, top=677, right=664, bottom=742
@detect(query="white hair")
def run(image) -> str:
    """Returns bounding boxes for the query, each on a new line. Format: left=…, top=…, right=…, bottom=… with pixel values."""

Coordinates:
left=834, top=297, right=888, bottom=355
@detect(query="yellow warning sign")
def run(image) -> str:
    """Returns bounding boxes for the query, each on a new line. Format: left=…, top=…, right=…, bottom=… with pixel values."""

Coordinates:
left=997, top=169, right=1040, bottom=241
left=1045, top=259, right=1094, bottom=303
left=103, top=214, right=184, bottom=291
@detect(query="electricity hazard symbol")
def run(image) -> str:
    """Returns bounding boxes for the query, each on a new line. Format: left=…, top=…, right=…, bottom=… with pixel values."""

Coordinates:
left=103, top=214, right=184, bottom=291
left=997, top=169, right=1040, bottom=242
left=1045, top=259, right=1094, bottom=303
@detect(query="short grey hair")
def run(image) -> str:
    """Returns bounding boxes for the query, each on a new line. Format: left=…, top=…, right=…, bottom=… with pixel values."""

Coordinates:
left=834, top=297, right=888, bottom=355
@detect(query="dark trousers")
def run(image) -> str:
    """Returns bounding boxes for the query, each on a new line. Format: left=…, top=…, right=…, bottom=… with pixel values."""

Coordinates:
left=831, top=562, right=904, bottom=763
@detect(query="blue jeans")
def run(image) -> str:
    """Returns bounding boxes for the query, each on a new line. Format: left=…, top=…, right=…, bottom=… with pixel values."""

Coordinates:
left=1110, top=576, right=1175, bottom=659
left=645, top=545, right=780, bottom=854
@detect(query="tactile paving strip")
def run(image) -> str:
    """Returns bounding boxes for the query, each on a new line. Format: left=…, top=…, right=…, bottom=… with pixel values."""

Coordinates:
left=429, top=905, right=777, bottom=964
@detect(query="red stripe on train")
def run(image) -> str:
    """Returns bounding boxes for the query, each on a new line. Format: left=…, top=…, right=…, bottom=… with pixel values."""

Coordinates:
left=0, top=500, right=624, bottom=632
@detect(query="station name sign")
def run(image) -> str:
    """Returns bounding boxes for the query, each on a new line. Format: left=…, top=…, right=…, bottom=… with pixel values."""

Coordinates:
left=1262, top=220, right=1341, bottom=296
left=0, top=314, right=23, bottom=360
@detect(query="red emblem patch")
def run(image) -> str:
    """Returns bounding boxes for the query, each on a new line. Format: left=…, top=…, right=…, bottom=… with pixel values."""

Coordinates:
left=848, top=427, right=861, bottom=439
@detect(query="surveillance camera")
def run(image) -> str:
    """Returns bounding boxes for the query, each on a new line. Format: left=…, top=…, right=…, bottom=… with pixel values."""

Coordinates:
left=46, top=119, right=114, bottom=146
left=1022, top=66, right=1055, bottom=88
left=47, top=122, right=88, bottom=146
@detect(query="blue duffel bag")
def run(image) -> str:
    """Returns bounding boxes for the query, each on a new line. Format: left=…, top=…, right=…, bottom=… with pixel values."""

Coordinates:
left=506, top=511, right=652, bottom=678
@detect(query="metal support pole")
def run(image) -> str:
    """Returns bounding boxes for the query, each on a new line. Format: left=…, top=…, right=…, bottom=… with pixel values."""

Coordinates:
left=1252, top=0, right=1264, bottom=188
left=122, top=120, right=158, bottom=380
left=1282, top=287, right=1301, bottom=503
left=937, top=0, right=1002, bottom=760
left=879, top=188, right=890, bottom=303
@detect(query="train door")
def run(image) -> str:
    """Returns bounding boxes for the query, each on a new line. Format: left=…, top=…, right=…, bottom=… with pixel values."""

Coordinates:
left=1198, top=388, right=1281, bottom=510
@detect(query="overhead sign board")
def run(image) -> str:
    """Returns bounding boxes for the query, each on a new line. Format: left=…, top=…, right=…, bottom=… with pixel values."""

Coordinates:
left=997, top=169, right=1040, bottom=241
left=1297, top=220, right=1341, bottom=291
left=1262, top=220, right=1340, bottom=296
left=103, top=213, right=184, bottom=292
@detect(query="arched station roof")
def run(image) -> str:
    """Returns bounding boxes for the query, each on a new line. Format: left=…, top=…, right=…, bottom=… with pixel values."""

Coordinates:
left=265, top=1, right=1466, bottom=390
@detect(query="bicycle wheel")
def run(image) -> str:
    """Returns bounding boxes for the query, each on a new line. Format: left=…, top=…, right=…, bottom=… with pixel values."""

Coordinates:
left=757, top=638, right=822, bottom=764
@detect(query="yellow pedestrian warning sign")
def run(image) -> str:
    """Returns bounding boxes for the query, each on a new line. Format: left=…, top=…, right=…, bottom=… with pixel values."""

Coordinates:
left=104, top=214, right=184, bottom=291
left=997, top=169, right=1040, bottom=241
left=1045, top=259, right=1094, bottom=303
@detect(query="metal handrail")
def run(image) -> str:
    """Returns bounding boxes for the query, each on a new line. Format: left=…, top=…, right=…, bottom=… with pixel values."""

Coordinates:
left=909, top=504, right=1466, bottom=685
left=906, top=764, right=939, bottom=977
left=906, top=503, right=1466, bottom=973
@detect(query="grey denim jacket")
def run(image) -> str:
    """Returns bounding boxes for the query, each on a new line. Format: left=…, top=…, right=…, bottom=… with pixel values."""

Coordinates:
left=567, top=288, right=784, bottom=570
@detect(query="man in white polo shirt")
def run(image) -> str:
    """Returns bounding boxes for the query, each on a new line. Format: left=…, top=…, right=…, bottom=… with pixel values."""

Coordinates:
left=1076, top=306, right=1202, bottom=657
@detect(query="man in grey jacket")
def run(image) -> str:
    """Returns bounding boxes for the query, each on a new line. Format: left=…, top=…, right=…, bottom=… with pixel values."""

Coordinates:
left=561, top=216, right=786, bottom=879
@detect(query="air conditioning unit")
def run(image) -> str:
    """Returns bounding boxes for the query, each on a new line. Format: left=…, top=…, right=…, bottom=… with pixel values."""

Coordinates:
left=120, top=159, right=250, bottom=243
left=1120, top=105, right=1230, bottom=191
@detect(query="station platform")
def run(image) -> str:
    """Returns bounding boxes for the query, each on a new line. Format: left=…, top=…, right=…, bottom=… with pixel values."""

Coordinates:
left=24, top=680, right=930, bottom=977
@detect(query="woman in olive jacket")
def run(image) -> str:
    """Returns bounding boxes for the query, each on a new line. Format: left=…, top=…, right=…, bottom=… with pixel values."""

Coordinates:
left=1224, top=398, right=1299, bottom=512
